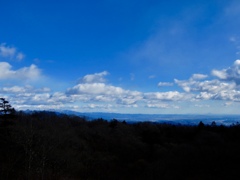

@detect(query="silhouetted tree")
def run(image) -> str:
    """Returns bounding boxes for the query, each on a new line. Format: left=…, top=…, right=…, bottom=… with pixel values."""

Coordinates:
left=211, top=121, right=217, bottom=127
left=0, top=98, right=15, bottom=115
left=198, top=121, right=205, bottom=129
left=109, top=119, right=118, bottom=128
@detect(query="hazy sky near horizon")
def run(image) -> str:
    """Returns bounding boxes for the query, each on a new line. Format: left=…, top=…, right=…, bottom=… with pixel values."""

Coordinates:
left=1, top=0, right=240, bottom=114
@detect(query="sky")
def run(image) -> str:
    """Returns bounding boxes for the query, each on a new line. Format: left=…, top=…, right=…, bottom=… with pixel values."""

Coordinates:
left=1, top=0, right=240, bottom=114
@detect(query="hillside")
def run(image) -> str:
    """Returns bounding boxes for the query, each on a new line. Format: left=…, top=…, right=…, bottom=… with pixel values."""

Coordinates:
left=1, top=111, right=240, bottom=180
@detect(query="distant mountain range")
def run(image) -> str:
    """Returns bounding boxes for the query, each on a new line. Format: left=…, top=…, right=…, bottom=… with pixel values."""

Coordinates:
left=22, top=109, right=240, bottom=126
left=35, top=110, right=240, bottom=126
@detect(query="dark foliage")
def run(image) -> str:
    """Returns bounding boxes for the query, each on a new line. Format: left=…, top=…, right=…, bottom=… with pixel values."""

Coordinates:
left=0, top=98, right=15, bottom=116
left=1, top=112, right=240, bottom=179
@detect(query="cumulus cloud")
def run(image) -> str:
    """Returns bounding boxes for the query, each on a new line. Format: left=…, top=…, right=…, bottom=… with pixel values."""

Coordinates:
left=67, top=71, right=145, bottom=106
left=212, top=69, right=228, bottom=79
left=0, top=86, right=27, bottom=93
left=175, top=77, right=240, bottom=101
left=6, top=91, right=72, bottom=109
left=67, top=83, right=124, bottom=95
left=144, top=91, right=190, bottom=101
left=78, top=71, right=109, bottom=83
left=175, top=78, right=237, bottom=93
left=66, top=82, right=143, bottom=106
left=0, top=62, right=41, bottom=81
left=0, top=43, right=24, bottom=61
left=65, top=71, right=207, bottom=111
left=212, top=60, right=240, bottom=84
left=0, top=84, right=76, bottom=111
left=174, top=60, right=240, bottom=102
left=5, top=60, right=240, bottom=112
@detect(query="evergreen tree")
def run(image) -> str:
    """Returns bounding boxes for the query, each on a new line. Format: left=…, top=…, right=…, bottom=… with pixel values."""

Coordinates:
left=0, top=98, right=14, bottom=115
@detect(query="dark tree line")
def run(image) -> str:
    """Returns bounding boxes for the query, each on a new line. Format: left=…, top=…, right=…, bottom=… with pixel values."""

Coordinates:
left=1, top=110, right=240, bottom=179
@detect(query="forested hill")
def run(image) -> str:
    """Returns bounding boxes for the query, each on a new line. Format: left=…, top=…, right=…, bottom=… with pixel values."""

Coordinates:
left=1, top=111, right=240, bottom=180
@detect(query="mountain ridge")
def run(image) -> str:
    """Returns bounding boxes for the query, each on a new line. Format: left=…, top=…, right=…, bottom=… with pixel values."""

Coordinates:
left=22, top=109, right=240, bottom=126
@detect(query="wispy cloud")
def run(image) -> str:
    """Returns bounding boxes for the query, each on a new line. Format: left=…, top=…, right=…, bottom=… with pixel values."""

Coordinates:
left=148, top=75, right=156, bottom=79
left=158, top=82, right=174, bottom=87
left=146, top=103, right=179, bottom=109
left=0, top=43, right=25, bottom=61
left=130, top=73, right=135, bottom=81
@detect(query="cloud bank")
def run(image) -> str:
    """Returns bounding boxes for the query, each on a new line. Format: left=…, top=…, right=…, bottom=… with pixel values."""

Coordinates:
left=1, top=57, right=240, bottom=113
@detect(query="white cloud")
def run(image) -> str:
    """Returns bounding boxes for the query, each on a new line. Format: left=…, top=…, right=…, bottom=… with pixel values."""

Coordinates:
left=229, top=36, right=240, bottom=55
left=176, top=78, right=237, bottom=94
left=0, top=43, right=16, bottom=58
left=144, top=91, right=190, bottom=101
left=16, top=52, right=25, bottom=61
left=1, top=86, right=27, bottom=93
left=175, top=61, right=240, bottom=102
left=4, top=60, right=240, bottom=113
left=0, top=62, right=41, bottom=81
left=66, top=82, right=143, bottom=106
left=83, top=103, right=113, bottom=110
left=195, top=92, right=215, bottom=100
left=63, top=72, right=148, bottom=109
left=0, top=43, right=25, bottom=61
left=8, top=91, right=72, bottom=108
left=0, top=85, right=74, bottom=111
left=158, top=82, right=174, bottom=87
left=130, top=73, right=135, bottom=81
left=146, top=103, right=179, bottom=109
left=191, top=74, right=208, bottom=80
left=211, top=69, right=228, bottom=79
left=148, top=75, right=156, bottom=79
left=230, top=36, right=237, bottom=42
left=224, top=102, right=232, bottom=106
left=211, top=60, right=240, bottom=84
left=194, top=104, right=210, bottom=108
left=78, top=71, right=109, bottom=83
left=174, top=79, right=192, bottom=92
left=67, top=83, right=125, bottom=95
left=0, top=85, right=50, bottom=94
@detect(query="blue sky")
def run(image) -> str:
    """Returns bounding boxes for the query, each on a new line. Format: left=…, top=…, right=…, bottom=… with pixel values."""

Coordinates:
left=1, top=0, right=240, bottom=114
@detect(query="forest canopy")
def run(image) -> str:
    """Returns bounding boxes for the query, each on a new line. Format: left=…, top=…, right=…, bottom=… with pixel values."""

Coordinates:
left=1, top=110, right=240, bottom=179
